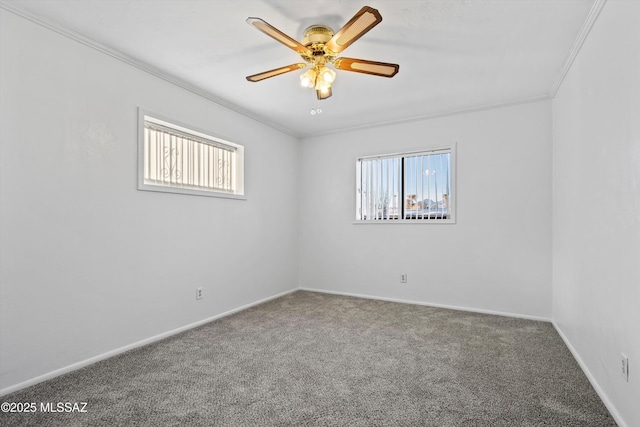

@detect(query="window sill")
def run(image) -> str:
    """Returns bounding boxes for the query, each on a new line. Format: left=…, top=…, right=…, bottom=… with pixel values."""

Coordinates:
left=353, top=219, right=456, bottom=225
left=138, top=185, right=246, bottom=200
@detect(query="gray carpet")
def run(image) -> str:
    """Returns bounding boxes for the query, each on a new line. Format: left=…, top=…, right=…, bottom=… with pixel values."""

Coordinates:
left=1, top=291, right=615, bottom=426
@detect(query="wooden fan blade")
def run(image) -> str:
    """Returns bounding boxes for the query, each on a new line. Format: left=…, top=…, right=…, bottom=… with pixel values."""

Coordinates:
left=316, top=87, right=332, bottom=100
left=246, top=63, right=307, bottom=82
left=333, top=58, right=399, bottom=77
left=325, top=6, right=382, bottom=54
left=246, top=17, right=310, bottom=55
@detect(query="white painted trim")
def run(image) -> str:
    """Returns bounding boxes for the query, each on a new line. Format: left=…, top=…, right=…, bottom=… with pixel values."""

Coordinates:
left=0, top=288, right=297, bottom=397
left=299, top=95, right=551, bottom=139
left=548, top=0, right=608, bottom=97
left=137, top=108, right=247, bottom=199
left=299, top=287, right=551, bottom=322
left=552, top=321, right=627, bottom=427
left=354, top=143, right=457, bottom=224
left=0, top=1, right=299, bottom=138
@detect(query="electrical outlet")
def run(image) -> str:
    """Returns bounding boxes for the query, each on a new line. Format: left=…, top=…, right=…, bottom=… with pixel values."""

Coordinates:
left=621, top=353, right=629, bottom=382
left=400, top=273, right=407, bottom=283
left=196, top=287, right=203, bottom=300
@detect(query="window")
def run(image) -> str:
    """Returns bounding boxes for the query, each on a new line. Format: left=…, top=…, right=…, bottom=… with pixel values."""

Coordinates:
left=356, top=146, right=455, bottom=223
left=138, top=110, right=244, bottom=199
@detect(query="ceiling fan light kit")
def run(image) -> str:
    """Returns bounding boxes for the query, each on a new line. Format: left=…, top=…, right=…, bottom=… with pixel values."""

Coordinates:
left=246, top=6, right=399, bottom=101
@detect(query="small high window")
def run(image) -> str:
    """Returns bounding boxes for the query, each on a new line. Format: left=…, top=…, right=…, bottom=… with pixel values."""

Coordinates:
left=356, top=146, right=455, bottom=223
left=138, top=110, right=244, bottom=199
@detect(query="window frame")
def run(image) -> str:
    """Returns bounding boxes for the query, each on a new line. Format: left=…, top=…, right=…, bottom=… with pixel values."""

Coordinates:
left=137, top=108, right=245, bottom=200
left=354, top=144, right=456, bottom=224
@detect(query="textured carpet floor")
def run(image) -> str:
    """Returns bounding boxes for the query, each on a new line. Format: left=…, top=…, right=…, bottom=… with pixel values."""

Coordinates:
left=1, top=291, right=615, bottom=426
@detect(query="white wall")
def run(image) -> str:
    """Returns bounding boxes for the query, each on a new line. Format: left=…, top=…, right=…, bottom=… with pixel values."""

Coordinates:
left=4, top=3, right=637, bottom=424
left=0, top=10, right=299, bottom=391
left=552, top=1, right=640, bottom=425
left=299, top=101, right=552, bottom=319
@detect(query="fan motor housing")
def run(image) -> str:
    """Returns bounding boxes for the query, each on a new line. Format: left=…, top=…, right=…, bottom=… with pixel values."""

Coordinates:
left=301, top=25, right=334, bottom=46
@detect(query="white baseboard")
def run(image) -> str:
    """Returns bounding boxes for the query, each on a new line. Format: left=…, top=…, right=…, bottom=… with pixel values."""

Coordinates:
left=298, top=287, right=551, bottom=322
left=0, top=288, right=297, bottom=397
left=552, top=322, right=626, bottom=427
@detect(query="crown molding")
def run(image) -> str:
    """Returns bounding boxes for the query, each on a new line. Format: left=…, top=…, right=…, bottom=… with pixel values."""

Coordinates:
left=2, top=0, right=607, bottom=140
left=0, top=1, right=301, bottom=138
left=548, top=0, right=608, bottom=98
left=300, top=95, right=551, bottom=139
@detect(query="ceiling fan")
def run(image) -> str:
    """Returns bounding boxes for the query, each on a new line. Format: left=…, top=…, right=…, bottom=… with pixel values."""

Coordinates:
left=246, top=6, right=399, bottom=100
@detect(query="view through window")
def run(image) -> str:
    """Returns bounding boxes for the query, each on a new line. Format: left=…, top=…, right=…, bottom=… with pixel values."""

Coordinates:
left=138, top=111, right=244, bottom=199
left=356, top=147, right=454, bottom=222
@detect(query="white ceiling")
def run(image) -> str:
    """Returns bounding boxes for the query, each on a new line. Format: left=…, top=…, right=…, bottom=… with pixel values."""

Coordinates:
left=2, top=0, right=599, bottom=137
